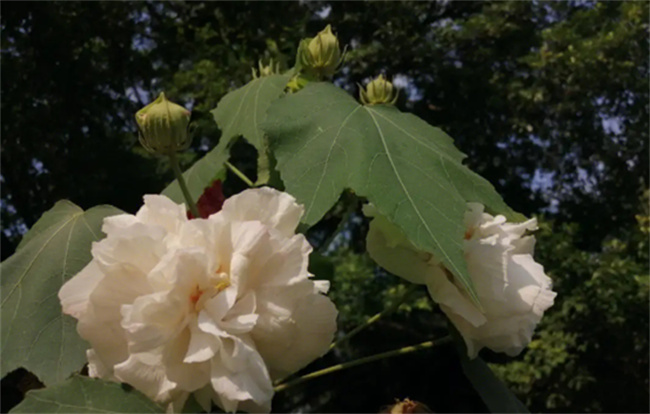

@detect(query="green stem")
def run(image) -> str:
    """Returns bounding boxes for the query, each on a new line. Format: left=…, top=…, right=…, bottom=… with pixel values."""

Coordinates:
left=274, top=336, right=452, bottom=393
left=273, top=283, right=420, bottom=387
left=328, top=284, right=419, bottom=351
left=225, top=161, right=254, bottom=188
left=168, top=152, right=199, bottom=218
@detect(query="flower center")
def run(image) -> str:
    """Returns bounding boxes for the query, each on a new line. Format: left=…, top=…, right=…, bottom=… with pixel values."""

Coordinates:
left=190, top=268, right=231, bottom=311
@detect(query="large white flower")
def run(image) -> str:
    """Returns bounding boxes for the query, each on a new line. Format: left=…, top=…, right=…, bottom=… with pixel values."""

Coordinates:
left=364, top=203, right=556, bottom=358
left=59, top=188, right=338, bottom=413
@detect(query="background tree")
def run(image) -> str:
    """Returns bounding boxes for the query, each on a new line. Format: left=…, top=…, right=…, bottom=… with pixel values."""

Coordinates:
left=2, top=1, right=647, bottom=412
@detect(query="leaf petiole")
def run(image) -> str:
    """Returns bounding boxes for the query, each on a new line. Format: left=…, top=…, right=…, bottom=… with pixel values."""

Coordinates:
left=168, top=151, right=200, bottom=218
left=225, top=161, right=255, bottom=188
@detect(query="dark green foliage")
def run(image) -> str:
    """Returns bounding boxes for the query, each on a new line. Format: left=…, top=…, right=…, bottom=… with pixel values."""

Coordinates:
left=1, top=1, right=647, bottom=412
left=491, top=197, right=649, bottom=412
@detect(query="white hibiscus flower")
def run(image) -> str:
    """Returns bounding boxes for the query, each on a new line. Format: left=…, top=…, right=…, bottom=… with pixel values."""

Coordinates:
left=59, top=188, right=338, bottom=413
left=364, top=203, right=556, bottom=358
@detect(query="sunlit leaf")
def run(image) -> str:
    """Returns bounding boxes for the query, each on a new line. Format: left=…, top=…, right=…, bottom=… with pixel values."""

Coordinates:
left=263, top=82, right=523, bottom=303
left=211, top=73, right=291, bottom=184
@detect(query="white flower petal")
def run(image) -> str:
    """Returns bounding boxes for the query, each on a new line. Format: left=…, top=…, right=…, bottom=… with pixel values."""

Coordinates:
left=163, top=328, right=211, bottom=392
left=365, top=201, right=556, bottom=359
left=220, top=292, right=258, bottom=334
left=210, top=342, right=273, bottom=413
left=201, top=287, right=237, bottom=324
left=59, top=261, right=103, bottom=319
left=137, top=194, right=188, bottom=233
left=86, top=348, right=112, bottom=379
left=59, top=190, right=337, bottom=412
left=185, top=318, right=220, bottom=363
left=114, top=353, right=177, bottom=401
left=220, top=187, right=303, bottom=238
left=253, top=286, right=337, bottom=379
left=365, top=214, right=435, bottom=285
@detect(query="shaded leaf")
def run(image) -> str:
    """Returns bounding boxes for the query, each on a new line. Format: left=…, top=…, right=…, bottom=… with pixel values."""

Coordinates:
left=10, top=376, right=163, bottom=413
left=211, top=73, right=291, bottom=185
left=264, top=82, right=521, bottom=302
left=1, top=201, right=123, bottom=385
left=181, top=394, right=205, bottom=413
left=162, top=145, right=228, bottom=205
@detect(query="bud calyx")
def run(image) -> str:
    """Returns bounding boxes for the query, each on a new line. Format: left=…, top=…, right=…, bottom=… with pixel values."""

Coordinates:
left=136, top=92, right=191, bottom=155
left=297, top=24, right=342, bottom=78
left=252, top=58, right=280, bottom=79
left=360, top=75, right=399, bottom=106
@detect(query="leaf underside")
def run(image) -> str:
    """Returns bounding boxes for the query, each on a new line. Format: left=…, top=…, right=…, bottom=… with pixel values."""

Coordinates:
left=211, top=73, right=291, bottom=152
left=10, top=376, right=163, bottom=413
left=211, top=73, right=292, bottom=184
left=164, top=74, right=291, bottom=202
left=1, top=201, right=123, bottom=385
left=263, top=82, right=522, bottom=303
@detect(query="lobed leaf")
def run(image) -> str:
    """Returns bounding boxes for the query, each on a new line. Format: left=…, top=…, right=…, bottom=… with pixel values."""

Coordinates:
left=263, top=82, right=522, bottom=304
left=211, top=73, right=291, bottom=185
left=211, top=73, right=291, bottom=152
left=1, top=201, right=123, bottom=385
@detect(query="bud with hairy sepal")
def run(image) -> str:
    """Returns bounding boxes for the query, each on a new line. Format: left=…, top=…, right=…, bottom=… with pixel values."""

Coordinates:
left=136, top=92, right=191, bottom=155
left=252, top=58, right=280, bottom=79
left=297, top=25, right=342, bottom=78
left=360, top=75, right=399, bottom=105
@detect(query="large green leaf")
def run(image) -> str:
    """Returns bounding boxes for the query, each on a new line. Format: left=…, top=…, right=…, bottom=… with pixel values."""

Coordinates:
left=1, top=201, right=123, bottom=385
left=10, top=376, right=163, bottom=413
left=263, top=82, right=522, bottom=303
left=161, top=145, right=228, bottom=205
left=211, top=73, right=291, bottom=151
left=453, top=330, right=529, bottom=413
left=211, top=73, right=291, bottom=184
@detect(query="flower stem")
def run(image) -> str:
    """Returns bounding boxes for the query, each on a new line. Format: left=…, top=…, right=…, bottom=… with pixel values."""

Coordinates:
left=225, top=161, right=254, bottom=188
left=168, top=151, right=199, bottom=218
left=272, top=284, right=420, bottom=387
left=273, top=336, right=452, bottom=392
left=328, top=284, right=419, bottom=351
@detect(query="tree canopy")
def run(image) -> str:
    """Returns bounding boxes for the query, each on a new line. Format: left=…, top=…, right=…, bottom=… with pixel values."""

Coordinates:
left=1, top=1, right=647, bottom=412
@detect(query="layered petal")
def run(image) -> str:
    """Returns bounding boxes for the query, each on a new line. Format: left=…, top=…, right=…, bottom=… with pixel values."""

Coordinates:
left=220, top=187, right=303, bottom=238
left=365, top=202, right=556, bottom=358
left=59, top=261, right=103, bottom=319
left=60, top=189, right=337, bottom=413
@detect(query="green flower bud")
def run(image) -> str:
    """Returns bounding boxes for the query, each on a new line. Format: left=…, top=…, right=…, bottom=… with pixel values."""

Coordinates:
left=252, top=58, right=280, bottom=79
left=135, top=92, right=191, bottom=155
left=298, top=24, right=342, bottom=78
left=360, top=75, right=399, bottom=105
